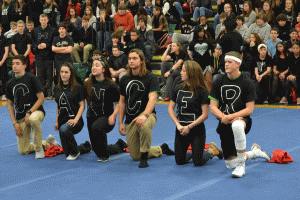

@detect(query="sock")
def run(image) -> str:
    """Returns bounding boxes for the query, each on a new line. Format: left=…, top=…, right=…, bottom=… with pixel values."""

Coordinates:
left=139, top=152, right=149, bottom=168
left=237, top=152, right=246, bottom=162
left=246, top=151, right=255, bottom=159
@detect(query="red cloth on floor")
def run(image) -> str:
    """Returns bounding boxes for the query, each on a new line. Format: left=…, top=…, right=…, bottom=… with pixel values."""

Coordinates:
left=125, top=143, right=209, bottom=153
left=44, top=145, right=64, bottom=157
left=269, top=149, right=293, bottom=164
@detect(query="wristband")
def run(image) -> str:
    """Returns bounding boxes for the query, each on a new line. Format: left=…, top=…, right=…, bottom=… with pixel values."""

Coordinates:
left=13, top=122, right=18, bottom=127
left=169, top=68, right=174, bottom=73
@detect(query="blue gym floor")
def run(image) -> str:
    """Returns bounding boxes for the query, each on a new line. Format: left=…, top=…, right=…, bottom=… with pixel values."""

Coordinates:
left=0, top=101, right=299, bottom=200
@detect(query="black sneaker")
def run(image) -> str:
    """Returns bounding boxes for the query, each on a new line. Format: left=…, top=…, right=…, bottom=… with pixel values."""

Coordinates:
left=161, top=143, right=175, bottom=155
left=138, top=159, right=149, bottom=168
left=97, top=157, right=110, bottom=162
left=117, top=139, right=128, bottom=152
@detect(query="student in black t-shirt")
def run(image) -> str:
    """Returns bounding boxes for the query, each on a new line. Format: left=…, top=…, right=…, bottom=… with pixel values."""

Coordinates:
left=254, top=44, right=272, bottom=104
left=85, top=58, right=128, bottom=162
left=52, top=23, right=74, bottom=78
left=209, top=51, right=271, bottom=178
left=11, top=20, right=32, bottom=72
left=0, top=24, right=9, bottom=101
left=125, top=29, right=145, bottom=55
left=188, top=25, right=214, bottom=92
left=53, top=63, right=92, bottom=161
left=6, top=55, right=49, bottom=159
left=280, top=42, right=300, bottom=105
left=108, top=45, right=127, bottom=82
left=161, top=42, right=186, bottom=101
left=119, top=49, right=174, bottom=168
left=168, top=60, right=223, bottom=166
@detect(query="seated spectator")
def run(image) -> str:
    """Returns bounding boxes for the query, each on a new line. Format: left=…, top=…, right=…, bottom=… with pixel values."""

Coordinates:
left=213, top=0, right=235, bottom=30
left=235, top=15, right=248, bottom=40
left=276, top=13, right=292, bottom=42
left=199, top=15, right=215, bottom=41
left=192, top=0, right=214, bottom=23
left=134, top=7, right=152, bottom=28
left=161, top=42, right=186, bottom=101
left=284, top=29, right=299, bottom=52
left=281, top=0, right=295, bottom=26
left=214, top=2, right=236, bottom=31
left=137, top=15, right=156, bottom=62
left=80, top=0, right=96, bottom=17
left=245, top=13, right=271, bottom=44
left=259, top=1, right=276, bottom=27
left=96, top=9, right=113, bottom=53
left=106, top=32, right=125, bottom=57
left=65, top=0, right=81, bottom=18
left=96, top=0, right=116, bottom=19
left=12, top=0, right=27, bottom=23
left=244, top=32, right=263, bottom=59
left=115, top=26, right=130, bottom=47
left=63, top=19, right=80, bottom=43
left=4, top=21, right=18, bottom=39
left=72, top=16, right=96, bottom=63
left=25, top=20, right=34, bottom=38
left=0, top=0, right=14, bottom=32
left=172, top=13, right=197, bottom=45
left=254, top=44, right=272, bottom=104
left=280, top=42, right=300, bottom=105
left=152, top=6, right=168, bottom=42
left=108, top=45, right=127, bottom=82
left=240, top=47, right=257, bottom=78
left=188, top=25, right=214, bottom=92
left=242, top=1, right=257, bottom=28
left=164, top=0, right=183, bottom=23
left=43, top=0, right=59, bottom=27
left=155, top=0, right=169, bottom=16
left=68, top=7, right=82, bottom=30
left=83, top=5, right=97, bottom=30
left=295, top=12, right=300, bottom=41
left=126, top=29, right=145, bottom=54
left=128, top=0, right=140, bottom=17
left=84, top=50, right=103, bottom=81
left=272, top=0, right=285, bottom=17
left=11, top=20, right=32, bottom=72
left=266, top=27, right=282, bottom=58
left=215, top=12, right=226, bottom=40
left=145, top=0, right=154, bottom=17
left=113, top=4, right=134, bottom=32
left=271, top=42, right=290, bottom=102
left=212, top=44, right=225, bottom=82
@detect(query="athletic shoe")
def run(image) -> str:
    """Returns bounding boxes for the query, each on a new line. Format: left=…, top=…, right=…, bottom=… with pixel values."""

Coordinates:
left=66, top=152, right=80, bottom=160
left=164, top=98, right=171, bottom=102
left=116, top=139, right=128, bottom=152
left=263, top=100, right=268, bottom=104
left=280, top=97, right=288, bottom=104
left=46, top=134, right=61, bottom=147
left=46, top=96, right=52, bottom=100
left=2, top=95, right=7, bottom=101
left=232, top=161, right=245, bottom=178
left=97, top=157, right=110, bottom=162
left=297, top=98, right=300, bottom=105
left=250, top=143, right=271, bottom=161
left=35, top=149, right=45, bottom=159
left=208, top=142, right=224, bottom=159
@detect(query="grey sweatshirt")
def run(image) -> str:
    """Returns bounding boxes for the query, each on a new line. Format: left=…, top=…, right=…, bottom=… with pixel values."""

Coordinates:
left=245, top=22, right=271, bottom=41
left=244, top=11, right=257, bottom=28
left=235, top=24, right=248, bottom=40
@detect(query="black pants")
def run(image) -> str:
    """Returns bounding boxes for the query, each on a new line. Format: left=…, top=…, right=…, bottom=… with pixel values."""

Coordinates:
left=175, top=123, right=211, bottom=166
left=0, top=61, right=8, bottom=95
left=272, top=74, right=286, bottom=99
left=87, top=116, right=123, bottom=158
left=256, top=75, right=271, bottom=103
left=36, top=59, right=53, bottom=97
left=59, top=118, right=91, bottom=157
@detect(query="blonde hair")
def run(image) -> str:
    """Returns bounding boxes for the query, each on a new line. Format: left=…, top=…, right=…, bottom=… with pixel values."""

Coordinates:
left=17, top=20, right=25, bottom=25
left=44, top=0, right=58, bottom=9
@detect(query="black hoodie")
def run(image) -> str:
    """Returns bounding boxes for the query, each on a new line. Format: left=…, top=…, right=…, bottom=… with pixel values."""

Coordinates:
left=276, top=21, right=293, bottom=42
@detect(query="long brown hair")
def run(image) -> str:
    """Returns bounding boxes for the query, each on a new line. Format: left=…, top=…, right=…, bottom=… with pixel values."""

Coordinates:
left=242, top=1, right=253, bottom=17
left=84, top=58, right=113, bottom=104
left=44, top=0, right=57, bottom=9
left=181, top=60, right=207, bottom=93
left=251, top=32, right=263, bottom=46
left=126, top=49, right=148, bottom=78
left=57, top=63, right=78, bottom=92
left=98, top=0, right=113, bottom=16
left=15, top=0, right=25, bottom=13
left=2, top=0, right=12, bottom=10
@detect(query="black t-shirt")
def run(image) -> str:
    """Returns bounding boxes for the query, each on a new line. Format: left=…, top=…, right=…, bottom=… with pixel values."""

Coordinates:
left=11, top=33, right=32, bottom=55
left=52, top=35, right=74, bottom=63
left=273, top=54, right=290, bottom=72
left=209, top=73, right=256, bottom=115
left=87, top=79, right=120, bottom=118
left=6, top=72, right=45, bottom=121
left=53, top=84, right=85, bottom=125
left=220, top=32, right=243, bottom=55
left=0, top=35, right=9, bottom=59
left=108, top=53, right=128, bottom=71
left=119, top=72, right=160, bottom=124
left=255, top=55, right=273, bottom=75
left=170, top=51, right=187, bottom=67
left=171, top=84, right=209, bottom=125
left=189, top=39, right=213, bottom=69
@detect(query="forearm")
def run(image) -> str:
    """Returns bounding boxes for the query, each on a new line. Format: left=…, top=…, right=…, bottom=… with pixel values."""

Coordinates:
left=282, top=68, right=289, bottom=75
left=261, top=68, right=271, bottom=77
left=74, top=101, right=85, bottom=121
left=119, top=100, right=125, bottom=125
left=116, top=68, right=126, bottom=74
left=188, top=105, right=209, bottom=129
left=11, top=46, right=18, bottom=55
left=8, top=104, right=17, bottom=124
left=29, top=96, right=44, bottom=113
left=111, top=102, right=119, bottom=118
left=210, top=105, right=225, bottom=120
left=143, top=93, right=157, bottom=116
left=162, top=48, right=170, bottom=61
left=56, top=106, right=59, bottom=124
left=172, top=60, right=183, bottom=70
left=24, top=46, right=31, bottom=57
left=0, top=49, right=9, bottom=63
left=168, top=104, right=180, bottom=127
left=254, top=68, right=259, bottom=76
left=228, top=106, right=254, bottom=119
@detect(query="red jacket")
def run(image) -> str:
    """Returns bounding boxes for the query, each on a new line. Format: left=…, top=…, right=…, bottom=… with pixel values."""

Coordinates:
left=65, top=3, right=82, bottom=18
left=113, top=12, right=134, bottom=32
left=295, top=23, right=300, bottom=41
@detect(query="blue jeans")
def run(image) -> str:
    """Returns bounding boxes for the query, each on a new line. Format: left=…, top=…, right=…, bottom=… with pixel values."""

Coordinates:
left=193, top=7, right=214, bottom=22
left=285, top=79, right=299, bottom=98
left=214, top=14, right=220, bottom=30
left=174, top=2, right=183, bottom=18
left=97, top=31, right=112, bottom=52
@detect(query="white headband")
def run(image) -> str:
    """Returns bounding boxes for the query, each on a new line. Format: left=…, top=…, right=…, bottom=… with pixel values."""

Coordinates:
left=225, top=55, right=242, bottom=64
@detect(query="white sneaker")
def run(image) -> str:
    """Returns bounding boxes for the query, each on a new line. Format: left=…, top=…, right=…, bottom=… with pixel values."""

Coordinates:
left=250, top=143, right=271, bottom=161
left=2, top=95, right=7, bottom=101
left=66, top=152, right=80, bottom=160
left=232, top=161, right=245, bottom=178
left=46, top=134, right=61, bottom=147
left=35, top=149, right=45, bottom=159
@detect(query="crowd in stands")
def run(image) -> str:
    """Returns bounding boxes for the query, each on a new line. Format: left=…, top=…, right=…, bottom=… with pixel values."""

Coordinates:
left=0, top=0, right=300, bottom=106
